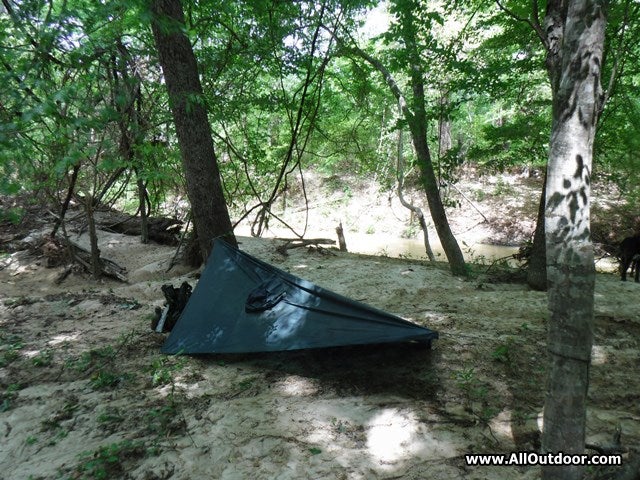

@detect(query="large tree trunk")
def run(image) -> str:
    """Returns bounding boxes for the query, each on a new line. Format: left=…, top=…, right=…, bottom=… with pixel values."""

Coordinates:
left=150, top=0, right=237, bottom=261
left=541, top=3, right=606, bottom=480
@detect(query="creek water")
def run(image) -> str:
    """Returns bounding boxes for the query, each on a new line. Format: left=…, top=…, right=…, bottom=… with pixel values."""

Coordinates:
left=237, top=226, right=619, bottom=272
left=340, top=232, right=519, bottom=262
left=237, top=225, right=520, bottom=264
left=342, top=233, right=619, bottom=273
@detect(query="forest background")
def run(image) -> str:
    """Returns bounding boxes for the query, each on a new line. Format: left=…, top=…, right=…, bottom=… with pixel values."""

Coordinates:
left=2, top=0, right=639, bottom=247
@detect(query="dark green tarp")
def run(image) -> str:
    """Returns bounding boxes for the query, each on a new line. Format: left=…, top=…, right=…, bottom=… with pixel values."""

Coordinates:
left=162, top=240, right=438, bottom=354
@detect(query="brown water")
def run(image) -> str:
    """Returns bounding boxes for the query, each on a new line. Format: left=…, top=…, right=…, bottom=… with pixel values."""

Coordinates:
left=342, top=232, right=518, bottom=263
left=237, top=226, right=519, bottom=264
left=237, top=226, right=618, bottom=272
left=341, top=233, right=618, bottom=272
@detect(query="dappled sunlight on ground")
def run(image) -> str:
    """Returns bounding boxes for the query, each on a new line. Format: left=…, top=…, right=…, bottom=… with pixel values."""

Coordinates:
left=48, top=332, right=81, bottom=346
left=275, top=374, right=319, bottom=396
left=591, top=344, right=608, bottom=365
left=489, top=409, right=516, bottom=440
left=365, top=407, right=459, bottom=467
left=2, top=255, right=33, bottom=275
left=2, top=179, right=639, bottom=479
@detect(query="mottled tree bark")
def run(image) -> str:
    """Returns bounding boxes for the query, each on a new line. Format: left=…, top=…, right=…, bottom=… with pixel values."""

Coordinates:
left=541, top=2, right=606, bottom=480
left=150, top=0, right=236, bottom=261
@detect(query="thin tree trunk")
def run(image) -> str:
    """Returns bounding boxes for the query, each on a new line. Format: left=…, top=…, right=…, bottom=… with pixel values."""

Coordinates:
left=327, top=7, right=466, bottom=276
left=51, top=163, right=80, bottom=239
left=408, top=73, right=466, bottom=275
left=401, top=4, right=465, bottom=275
left=340, top=45, right=466, bottom=275
left=111, top=39, right=150, bottom=244
left=84, top=194, right=101, bottom=280
left=137, top=176, right=149, bottom=244
left=409, top=118, right=464, bottom=272
left=527, top=172, right=548, bottom=290
left=397, top=123, right=435, bottom=262
left=541, top=3, right=606, bottom=480
left=437, top=91, right=452, bottom=186
left=150, top=0, right=236, bottom=261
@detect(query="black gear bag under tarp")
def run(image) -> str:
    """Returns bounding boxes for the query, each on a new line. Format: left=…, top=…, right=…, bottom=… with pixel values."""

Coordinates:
left=162, top=240, right=438, bottom=354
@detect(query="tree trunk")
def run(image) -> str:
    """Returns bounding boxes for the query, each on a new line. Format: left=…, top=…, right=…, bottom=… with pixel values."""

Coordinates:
left=406, top=61, right=466, bottom=275
left=409, top=112, right=465, bottom=274
left=397, top=123, right=435, bottom=262
left=137, top=175, right=149, bottom=244
left=337, top=4, right=467, bottom=276
left=51, top=163, right=80, bottom=239
left=84, top=194, right=102, bottom=280
left=150, top=0, right=236, bottom=261
left=112, top=39, right=150, bottom=245
left=541, top=3, right=606, bottom=480
left=527, top=172, right=548, bottom=290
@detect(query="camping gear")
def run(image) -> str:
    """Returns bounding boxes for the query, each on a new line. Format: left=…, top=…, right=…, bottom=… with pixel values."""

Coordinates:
left=162, top=240, right=438, bottom=354
left=152, top=282, right=193, bottom=333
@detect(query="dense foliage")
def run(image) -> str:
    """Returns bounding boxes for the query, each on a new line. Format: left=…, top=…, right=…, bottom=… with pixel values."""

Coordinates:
left=1, top=0, right=639, bottom=225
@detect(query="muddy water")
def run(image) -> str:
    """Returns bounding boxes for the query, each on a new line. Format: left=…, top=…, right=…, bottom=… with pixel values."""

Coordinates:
left=237, top=225, right=519, bottom=263
left=238, top=226, right=619, bottom=272
left=340, top=234, right=619, bottom=272
left=342, top=232, right=518, bottom=262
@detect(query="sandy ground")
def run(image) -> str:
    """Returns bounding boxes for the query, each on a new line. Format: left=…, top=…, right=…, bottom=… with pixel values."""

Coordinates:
left=1, top=174, right=639, bottom=480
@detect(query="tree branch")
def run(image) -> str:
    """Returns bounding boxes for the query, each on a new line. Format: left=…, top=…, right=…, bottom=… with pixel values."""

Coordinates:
left=1, top=0, right=67, bottom=68
left=320, top=24, right=414, bottom=122
left=601, top=0, right=634, bottom=111
left=494, top=0, right=547, bottom=49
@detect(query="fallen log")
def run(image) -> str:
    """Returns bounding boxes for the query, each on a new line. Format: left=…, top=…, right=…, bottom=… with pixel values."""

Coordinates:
left=95, top=212, right=182, bottom=245
left=275, top=237, right=336, bottom=256
left=65, top=239, right=128, bottom=282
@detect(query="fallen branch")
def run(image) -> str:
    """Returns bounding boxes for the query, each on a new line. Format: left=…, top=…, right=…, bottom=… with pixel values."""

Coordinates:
left=66, top=239, right=127, bottom=282
left=449, top=183, right=488, bottom=223
left=275, top=237, right=335, bottom=256
left=95, top=210, right=182, bottom=245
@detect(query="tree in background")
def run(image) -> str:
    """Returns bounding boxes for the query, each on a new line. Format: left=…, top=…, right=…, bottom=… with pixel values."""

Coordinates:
left=389, top=0, right=467, bottom=275
left=3, top=0, right=638, bottom=281
left=334, top=0, right=468, bottom=276
left=0, top=0, right=184, bottom=242
left=190, top=0, right=375, bottom=239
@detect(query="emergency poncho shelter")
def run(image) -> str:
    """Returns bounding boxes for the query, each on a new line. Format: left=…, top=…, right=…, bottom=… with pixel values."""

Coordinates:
left=162, top=240, right=438, bottom=354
